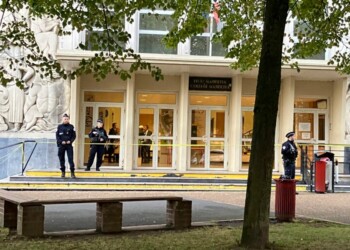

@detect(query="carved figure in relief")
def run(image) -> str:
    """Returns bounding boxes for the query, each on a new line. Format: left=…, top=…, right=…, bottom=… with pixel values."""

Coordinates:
left=22, top=72, right=65, bottom=131
left=31, top=16, right=60, bottom=59
left=2, top=47, right=35, bottom=131
left=0, top=86, right=9, bottom=131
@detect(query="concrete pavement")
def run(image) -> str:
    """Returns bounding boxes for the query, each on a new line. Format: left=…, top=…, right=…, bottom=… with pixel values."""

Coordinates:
left=7, top=190, right=350, bottom=233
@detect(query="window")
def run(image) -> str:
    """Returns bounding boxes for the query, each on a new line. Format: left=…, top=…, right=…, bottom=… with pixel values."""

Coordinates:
left=190, top=16, right=226, bottom=56
left=85, top=30, right=126, bottom=51
left=138, top=10, right=177, bottom=54
left=241, top=96, right=255, bottom=169
left=137, top=93, right=176, bottom=104
left=84, top=91, right=124, bottom=103
left=84, top=14, right=126, bottom=51
left=292, top=20, right=326, bottom=60
left=294, top=98, right=327, bottom=109
left=189, top=95, right=227, bottom=106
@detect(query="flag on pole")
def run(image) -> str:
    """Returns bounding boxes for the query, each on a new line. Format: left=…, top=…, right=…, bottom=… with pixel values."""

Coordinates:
left=212, top=0, right=220, bottom=24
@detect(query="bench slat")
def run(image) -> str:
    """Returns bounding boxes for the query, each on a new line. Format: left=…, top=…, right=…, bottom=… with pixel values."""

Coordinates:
left=21, top=196, right=183, bottom=206
left=0, top=189, right=37, bottom=204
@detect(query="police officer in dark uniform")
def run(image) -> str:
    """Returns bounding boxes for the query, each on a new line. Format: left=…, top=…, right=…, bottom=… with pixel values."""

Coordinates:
left=281, top=131, right=298, bottom=179
left=85, top=119, right=108, bottom=171
left=56, top=114, right=76, bottom=178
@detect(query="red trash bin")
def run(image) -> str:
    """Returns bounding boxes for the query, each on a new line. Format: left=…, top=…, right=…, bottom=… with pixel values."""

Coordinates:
left=274, top=179, right=297, bottom=222
left=315, top=161, right=326, bottom=193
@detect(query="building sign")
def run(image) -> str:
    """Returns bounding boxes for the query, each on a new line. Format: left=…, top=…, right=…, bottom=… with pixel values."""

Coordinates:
left=189, top=77, right=232, bottom=91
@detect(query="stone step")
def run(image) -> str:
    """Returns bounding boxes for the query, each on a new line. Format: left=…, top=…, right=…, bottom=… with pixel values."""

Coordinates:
left=10, top=176, right=249, bottom=184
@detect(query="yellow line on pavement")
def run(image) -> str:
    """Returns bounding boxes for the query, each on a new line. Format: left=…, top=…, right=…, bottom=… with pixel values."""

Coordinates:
left=24, top=170, right=301, bottom=180
left=0, top=182, right=308, bottom=191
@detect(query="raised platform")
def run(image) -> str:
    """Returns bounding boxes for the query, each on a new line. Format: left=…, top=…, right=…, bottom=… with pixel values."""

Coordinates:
left=0, top=169, right=310, bottom=191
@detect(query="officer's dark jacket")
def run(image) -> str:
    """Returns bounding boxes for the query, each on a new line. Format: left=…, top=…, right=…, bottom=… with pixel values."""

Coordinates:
left=281, top=140, right=298, bottom=161
left=56, top=123, right=76, bottom=146
left=89, top=127, right=108, bottom=144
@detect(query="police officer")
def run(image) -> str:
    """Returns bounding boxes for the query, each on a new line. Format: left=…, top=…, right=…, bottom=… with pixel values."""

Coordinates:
left=85, top=119, right=108, bottom=171
left=281, top=131, right=298, bottom=179
left=56, top=114, right=76, bottom=178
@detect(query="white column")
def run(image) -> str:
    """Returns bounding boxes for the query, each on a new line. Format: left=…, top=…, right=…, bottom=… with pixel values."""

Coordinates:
left=332, top=77, right=347, bottom=144
left=69, top=75, right=80, bottom=168
left=124, top=74, right=135, bottom=171
left=278, top=76, right=295, bottom=172
left=69, top=76, right=80, bottom=127
left=228, top=75, right=242, bottom=172
left=177, top=73, right=189, bottom=172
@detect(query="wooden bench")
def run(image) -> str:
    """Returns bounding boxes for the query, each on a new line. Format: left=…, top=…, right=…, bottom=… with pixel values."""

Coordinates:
left=0, top=190, right=192, bottom=237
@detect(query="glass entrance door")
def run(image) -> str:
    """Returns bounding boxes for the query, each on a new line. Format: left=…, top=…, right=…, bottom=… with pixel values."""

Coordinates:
left=136, top=106, right=175, bottom=169
left=294, top=110, right=328, bottom=162
left=83, top=104, right=123, bottom=168
left=189, top=108, right=226, bottom=170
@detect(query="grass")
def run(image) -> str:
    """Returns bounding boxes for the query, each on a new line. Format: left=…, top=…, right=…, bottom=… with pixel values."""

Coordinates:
left=0, top=219, right=350, bottom=250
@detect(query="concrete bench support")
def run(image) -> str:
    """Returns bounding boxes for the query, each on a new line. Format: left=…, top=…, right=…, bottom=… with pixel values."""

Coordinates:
left=166, top=200, right=192, bottom=229
left=96, top=202, right=123, bottom=233
left=0, top=199, right=18, bottom=229
left=17, top=205, right=44, bottom=237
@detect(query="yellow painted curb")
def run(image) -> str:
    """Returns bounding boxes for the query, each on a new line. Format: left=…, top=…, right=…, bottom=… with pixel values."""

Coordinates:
left=0, top=182, right=308, bottom=191
left=24, top=170, right=302, bottom=181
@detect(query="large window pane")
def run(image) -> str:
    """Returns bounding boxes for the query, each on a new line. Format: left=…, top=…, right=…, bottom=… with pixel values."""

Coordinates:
left=210, top=110, right=225, bottom=138
left=210, top=141, right=224, bottom=169
left=158, top=140, right=173, bottom=168
left=318, top=114, right=325, bottom=141
left=191, top=36, right=210, bottom=56
left=139, top=34, right=177, bottom=54
left=140, top=14, right=174, bottom=31
left=159, top=109, right=174, bottom=136
left=85, top=30, right=126, bottom=51
left=212, top=41, right=226, bottom=57
left=191, top=110, right=206, bottom=138
left=190, top=141, right=205, bottom=168
left=242, top=111, right=254, bottom=139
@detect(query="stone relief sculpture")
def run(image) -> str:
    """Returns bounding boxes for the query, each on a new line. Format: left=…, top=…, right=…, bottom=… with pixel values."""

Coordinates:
left=21, top=72, right=67, bottom=131
left=2, top=46, right=35, bottom=131
left=0, top=11, right=70, bottom=132
left=0, top=86, right=9, bottom=131
left=31, top=16, right=60, bottom=60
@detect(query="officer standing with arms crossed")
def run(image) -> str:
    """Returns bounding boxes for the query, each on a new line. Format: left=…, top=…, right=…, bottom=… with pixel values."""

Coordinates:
left=281, top=131, right=298, bottom=179
left=56, top=114, right=76, bottom=178
left=85, top=119, right=108, bottom=171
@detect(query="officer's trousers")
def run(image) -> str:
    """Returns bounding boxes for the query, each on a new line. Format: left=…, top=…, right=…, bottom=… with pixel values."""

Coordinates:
left=86, top=145, right=105, bottom=170
left=284, top=159, right=296, bottom=179
left=58, top=144, right=75, bottom=172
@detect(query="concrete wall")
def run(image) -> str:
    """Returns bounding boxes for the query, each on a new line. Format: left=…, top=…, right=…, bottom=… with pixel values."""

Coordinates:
left=0, top=135, right=59, bottom=179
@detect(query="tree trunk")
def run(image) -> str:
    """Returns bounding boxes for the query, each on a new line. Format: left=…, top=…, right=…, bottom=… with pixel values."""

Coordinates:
left=240, top=0, right=289, bottom=249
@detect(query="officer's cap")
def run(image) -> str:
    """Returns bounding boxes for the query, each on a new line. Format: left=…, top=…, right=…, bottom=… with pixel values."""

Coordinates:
left=97, top=119, right=103, bottom=123
left=62, top=113, right=69, bottom=118
left=286, top=131, right=295, bottom=138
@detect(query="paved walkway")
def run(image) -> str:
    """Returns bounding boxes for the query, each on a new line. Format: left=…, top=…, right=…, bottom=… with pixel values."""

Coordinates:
left=9, top=190, right=350, bottom=229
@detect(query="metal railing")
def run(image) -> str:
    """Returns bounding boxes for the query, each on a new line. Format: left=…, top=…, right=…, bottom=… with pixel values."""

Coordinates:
left=0, top=140, right=37, bottom=175
left=299, top=145, right=313, bottom=186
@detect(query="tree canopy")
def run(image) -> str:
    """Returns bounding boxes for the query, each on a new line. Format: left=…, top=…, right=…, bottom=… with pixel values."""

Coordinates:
left=1, top=0, right=350, bottom=86
left=2, top=0, right=350, bottom=248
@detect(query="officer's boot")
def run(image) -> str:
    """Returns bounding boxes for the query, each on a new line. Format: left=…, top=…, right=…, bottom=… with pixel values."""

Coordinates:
left=71, top=172, right=76, bottom=178
left=61, top=172, right=65, bottom=178
left=84, top=167, right=91, bottom=171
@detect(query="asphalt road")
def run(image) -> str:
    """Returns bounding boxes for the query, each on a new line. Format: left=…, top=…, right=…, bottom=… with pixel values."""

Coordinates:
left=44, top=199, right=247, bottom=232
